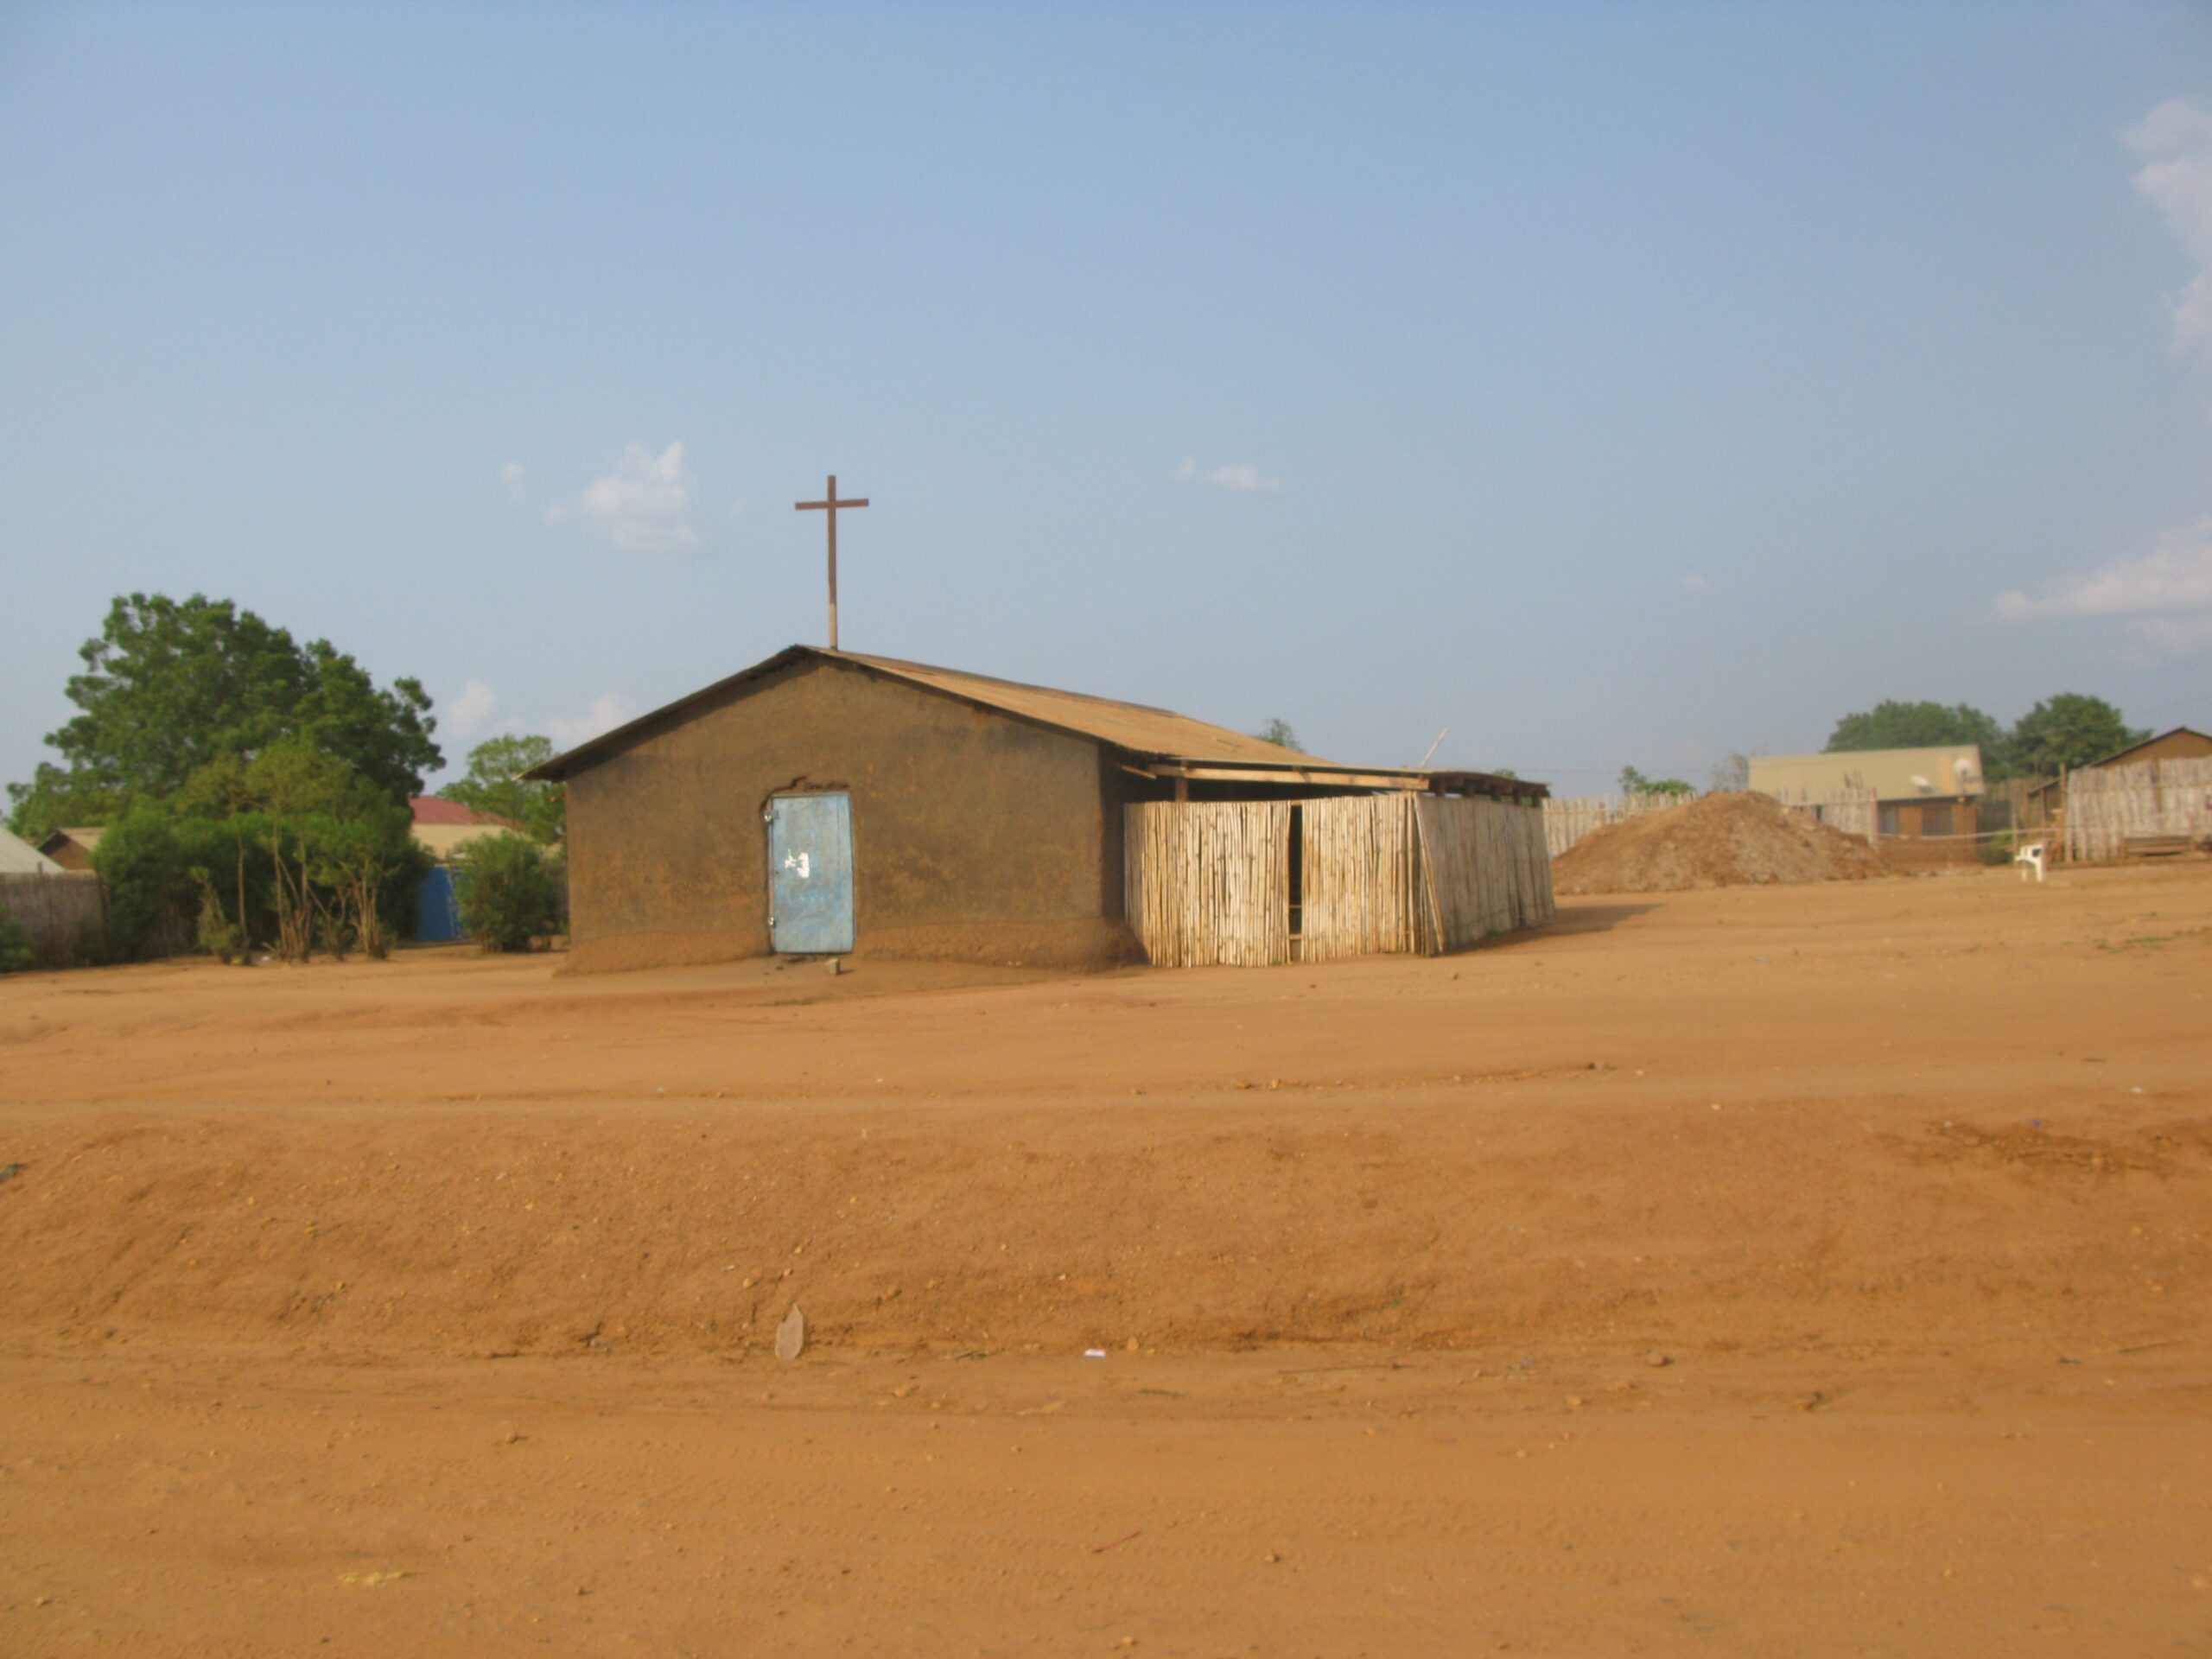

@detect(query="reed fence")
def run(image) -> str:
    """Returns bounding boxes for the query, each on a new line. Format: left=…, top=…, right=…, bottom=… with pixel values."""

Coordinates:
left=0, top=873, right=106, bottom=968
left=1123, top=800, right=1292, bottom=967
left=1543, top=791, right=1694, bottom=858
left=1416, top=795, right=1556, bottom=949
left=1300, top=795, right=1424, bottom=961
left=2062, top=757, right=2212, bottom=862
left=1125, top=793, right=1554, bottom=967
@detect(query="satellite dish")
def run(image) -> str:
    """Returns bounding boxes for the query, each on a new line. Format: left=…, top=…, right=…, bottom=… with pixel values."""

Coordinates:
left=1910, top=774, right=1932, bottom=791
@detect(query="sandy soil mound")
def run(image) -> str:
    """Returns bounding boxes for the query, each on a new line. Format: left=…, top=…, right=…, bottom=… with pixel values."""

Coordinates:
left=1553, top=790, right=1890, bottom=894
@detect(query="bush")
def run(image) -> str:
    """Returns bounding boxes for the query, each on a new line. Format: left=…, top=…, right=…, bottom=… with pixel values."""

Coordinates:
left=89, top=810, right=191, bottom=961
left=453, top=833, right=559, bottom=952
left=0, top=915, right=33, bottom=975
left=194, top=880, right=246, bottom=963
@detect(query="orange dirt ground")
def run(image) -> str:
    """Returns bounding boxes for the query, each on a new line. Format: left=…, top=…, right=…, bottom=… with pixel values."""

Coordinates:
left=2, top=863, right=2209, bottom=1656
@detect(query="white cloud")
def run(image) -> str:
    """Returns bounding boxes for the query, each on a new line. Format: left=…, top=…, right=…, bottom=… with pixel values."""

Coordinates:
left=500, top=461, right=526, bottom=504
left=1678, top=573, right=1712, bottom=594
left=1175, top=456, right=1283, bottom=495
left=1997, top=518, right=2212, bottom=652
left=444, top=679, right=505, bottom=742
left=547, top=691, right=638, bottom=747
left=2126, top=98, right=2212, bottom=372
left=2136, top=610, right=2212, bottom=653
left=551, top=441, right=704, bottom=555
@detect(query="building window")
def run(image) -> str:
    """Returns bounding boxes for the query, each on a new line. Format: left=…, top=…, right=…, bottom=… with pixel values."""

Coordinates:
left=1878, top=803, right=1900, bottom=837
left=1922, top=803, right=1952, bottom=838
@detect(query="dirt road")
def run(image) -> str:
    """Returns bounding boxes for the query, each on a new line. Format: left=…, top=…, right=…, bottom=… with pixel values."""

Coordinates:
left=2, top=864, right=2209, bottom=1654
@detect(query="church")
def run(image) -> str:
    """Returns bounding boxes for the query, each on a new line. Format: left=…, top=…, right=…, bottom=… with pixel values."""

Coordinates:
left=525, top=645, right=1554, bottom=973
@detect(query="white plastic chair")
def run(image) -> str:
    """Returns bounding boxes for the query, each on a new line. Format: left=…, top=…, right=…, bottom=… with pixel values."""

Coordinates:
left=2015, top=841, right=2046, bottom=883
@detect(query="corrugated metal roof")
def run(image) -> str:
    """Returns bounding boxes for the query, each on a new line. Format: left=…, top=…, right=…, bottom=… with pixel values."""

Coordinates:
left=1750, top=746, right=1985, bottom=801
left=833, top=651, right=1340, bottom=767
left=2025, top=726, right=2212, bottom=798
left=0, top=829, right=66, bottom=875
left=2075, top=725, right=2212, bottom=771
left=525, top=645, right=1541, bottom=796
left=410, top=796, right=518, bottom=829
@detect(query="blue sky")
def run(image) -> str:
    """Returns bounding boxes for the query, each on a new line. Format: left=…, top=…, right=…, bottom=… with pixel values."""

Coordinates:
left=3, top=3, right=2209, bottom=795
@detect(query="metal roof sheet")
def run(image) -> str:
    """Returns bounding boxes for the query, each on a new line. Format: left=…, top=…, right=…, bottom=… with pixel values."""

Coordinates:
left=410, top=795, right=518, bottom=828
left=833, top=651, right=1341, bottom=767
left=1749, top=746, right=1986, bottom=801
left=2025, top=726, right=2212, bottom=797
left=2073, top=725, right=2212, bottom=772
left=524, top=645, right=1541, bottom=797
left=0, top=828, right=66, bottom=875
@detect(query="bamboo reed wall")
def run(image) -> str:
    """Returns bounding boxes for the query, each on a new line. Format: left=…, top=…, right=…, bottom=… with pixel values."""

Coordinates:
left=0, top=873, right=105, bottom=969
left=1300, top=795, right=1423, bottom=961
left=2062, top=758, right=2212, bottom=861
left=1123, top=800, right=1293, bottom=967
left=1124, top=793, right=1554, bottom=968
left=1415, top=796, right=1557, bottom=950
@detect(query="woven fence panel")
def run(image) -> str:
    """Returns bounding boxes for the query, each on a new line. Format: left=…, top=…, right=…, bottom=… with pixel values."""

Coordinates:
left=0, top=874, right=106, bottom=968
left=1123, top=800, right=1293, bottom=967
left=1300, top=795, right=1423, bottom=962
left=2063, top=758, right=2212, bottom=861
left=1416, top=797, right=1556, bottom=952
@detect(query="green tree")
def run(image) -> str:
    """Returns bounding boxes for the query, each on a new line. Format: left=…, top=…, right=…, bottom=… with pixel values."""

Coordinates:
left=245, top=740, right=367, bottom=962
left=1619, top=766, right=1695, bottom=798
left=1253, top=718, right=1302, bottom=753
left=306, top=801, right=430, bottom=959
left=2007, top=694, right=2147, bottom=779
left=442, top=734, right=566, bottom=843
left=90, top=741, right=430, bottom=966
left=1824, top=700, right=2003, bottom=757
left=454, top=833, right=561, bottom=952
left=7, top=594, right=440, bottom=839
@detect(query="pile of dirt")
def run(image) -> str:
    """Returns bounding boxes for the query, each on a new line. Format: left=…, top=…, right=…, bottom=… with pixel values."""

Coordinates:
left=1553, top=790, right=1891, bottom=894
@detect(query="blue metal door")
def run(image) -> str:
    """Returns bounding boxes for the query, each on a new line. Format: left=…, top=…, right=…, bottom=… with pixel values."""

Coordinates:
left=414, top=866, right=464, bottom=943
left=766, top=792, right=855, bottom=954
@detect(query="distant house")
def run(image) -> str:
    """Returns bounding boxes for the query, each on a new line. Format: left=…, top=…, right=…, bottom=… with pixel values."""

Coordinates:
left=410, top=797, right=524, bottom=944
left=2026, top=727, right=2212, bottom=805
left=34, top=827, right=105, bottom=872
left=1749, top=746, right=1985, bottom=864
left=2, top=828, right=67, bottom=876
left=2025, top=725, right=2212, bottom=858
left=409, top=797, right=521, bottom=861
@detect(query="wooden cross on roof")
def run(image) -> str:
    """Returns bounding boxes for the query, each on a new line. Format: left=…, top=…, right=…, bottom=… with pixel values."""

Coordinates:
left=794, top=474, right=868, bottom=650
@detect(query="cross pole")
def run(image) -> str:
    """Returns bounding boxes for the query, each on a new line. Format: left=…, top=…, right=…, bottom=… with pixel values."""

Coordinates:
left=794, top=474, right=869, bottom=650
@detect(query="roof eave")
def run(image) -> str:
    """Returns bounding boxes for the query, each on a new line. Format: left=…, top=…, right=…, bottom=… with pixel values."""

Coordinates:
left=520, top=645, right=821, bottom=781
left=1126, top=757, right=1547, bottom=798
